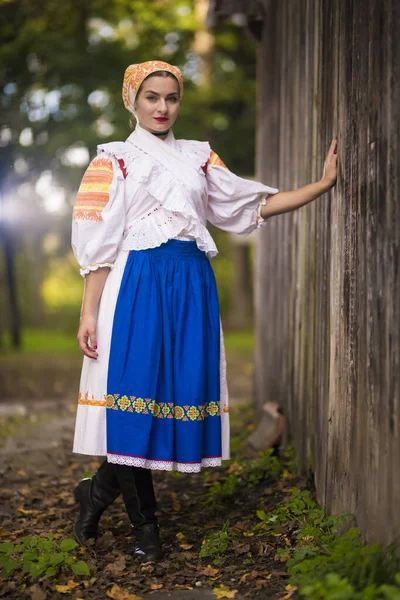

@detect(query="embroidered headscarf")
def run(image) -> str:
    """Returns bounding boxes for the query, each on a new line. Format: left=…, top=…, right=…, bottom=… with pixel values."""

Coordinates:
left=122, top=60, right=184, bottom=113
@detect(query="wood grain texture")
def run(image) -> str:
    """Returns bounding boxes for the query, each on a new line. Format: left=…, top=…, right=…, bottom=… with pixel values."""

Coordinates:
left=251, top=0, right=400, bottom=545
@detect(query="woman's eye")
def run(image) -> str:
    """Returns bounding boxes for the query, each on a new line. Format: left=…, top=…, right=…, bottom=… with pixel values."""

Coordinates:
left=168, top=97, right=178, bottom=103
left=147, top=96, right=156, bottom=101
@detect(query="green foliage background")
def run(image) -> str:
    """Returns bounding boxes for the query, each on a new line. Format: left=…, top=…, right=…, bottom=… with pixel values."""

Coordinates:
left=0, top=0, right=258, bottom=338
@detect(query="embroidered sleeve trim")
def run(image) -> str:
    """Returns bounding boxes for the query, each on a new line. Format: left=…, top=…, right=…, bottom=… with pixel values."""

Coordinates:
left=208, top=150, right=227, bottom=169
left=73, top=157, right=114, bottom=222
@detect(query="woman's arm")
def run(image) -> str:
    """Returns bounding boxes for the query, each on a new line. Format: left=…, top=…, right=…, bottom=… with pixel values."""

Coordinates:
left=260, top=138, right=338, bottom=219
left=77, top=267, right=110, bottom=359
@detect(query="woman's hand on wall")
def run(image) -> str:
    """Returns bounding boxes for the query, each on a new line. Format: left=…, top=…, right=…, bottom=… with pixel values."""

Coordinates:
left=259, top=139, right=338, bottom=220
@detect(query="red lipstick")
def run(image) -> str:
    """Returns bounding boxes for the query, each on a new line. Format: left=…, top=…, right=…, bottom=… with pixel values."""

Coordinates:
left=154, top=117, right=169, bottom=122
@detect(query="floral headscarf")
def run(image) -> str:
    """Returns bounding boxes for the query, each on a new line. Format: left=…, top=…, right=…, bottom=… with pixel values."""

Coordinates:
left=122, top=60, right=184, bottom=113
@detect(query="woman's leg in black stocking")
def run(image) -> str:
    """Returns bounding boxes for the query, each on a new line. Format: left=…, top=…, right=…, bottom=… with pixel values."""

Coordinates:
left=114, top=464, right=162, bottom=561
left=131, top=466, right=158, bottom=524
left=74, top=460, right=120, bottom=544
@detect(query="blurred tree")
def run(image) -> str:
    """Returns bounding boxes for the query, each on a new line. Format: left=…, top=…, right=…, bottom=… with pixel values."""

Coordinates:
left=0, top=0, right=257, bottom=340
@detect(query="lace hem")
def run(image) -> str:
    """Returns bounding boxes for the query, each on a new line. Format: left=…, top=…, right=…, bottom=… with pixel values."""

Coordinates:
left=120, top=207, right=196, bottom=253
left=80, top=262, right=114, bottom=277
left=256, top=195, right=269, bottom=228
left=107, top=454, right=222, bottom=472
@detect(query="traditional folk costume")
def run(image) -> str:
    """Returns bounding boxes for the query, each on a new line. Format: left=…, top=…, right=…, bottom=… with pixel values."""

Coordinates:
left=71, top=60, right=279, bottom=559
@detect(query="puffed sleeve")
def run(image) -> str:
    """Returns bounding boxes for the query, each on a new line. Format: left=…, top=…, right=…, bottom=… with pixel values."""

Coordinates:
left=71, top=153, right=125, bottom=277
left=206, top=150, right=279, bottom=235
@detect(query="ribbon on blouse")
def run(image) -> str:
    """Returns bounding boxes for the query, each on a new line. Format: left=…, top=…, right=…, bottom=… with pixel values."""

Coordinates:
left=126, top=123, right=211, bottom=228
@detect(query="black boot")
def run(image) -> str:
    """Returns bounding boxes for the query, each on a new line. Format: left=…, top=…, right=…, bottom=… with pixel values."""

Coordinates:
left=131, top=466, right=158, bottom=524
left=114, top=464, right=162, bottom=561
left=74, top=460, right=120, bottom=544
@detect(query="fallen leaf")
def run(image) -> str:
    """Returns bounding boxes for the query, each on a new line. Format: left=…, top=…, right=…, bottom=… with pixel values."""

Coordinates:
left=281, top=584, right=298, bottom=599
left=36, top=512, right=56, bottom=522
left=233, top=520, right=250, bottom=531
left=254, top=542, right=274, bottom=556
left=228, top=461, right=243, bottom=474
left=30, top=586, right=46, bottom=600
left=175, top=585, right=194, bottom=590
left=248, top=570, right=263, bottom=579
left=299, top=535, right=314, bottom=545
left=150, top=583, right=163, bottom=590
left=17, top=507, right=39, bottom=515
left=205, top=521, right=218, bottom=528
left=96, top=531, right=115, bottom=550
left=140, top=564, right=154, bottom=573
left=106, top=585, right=143, bottom=600
left=176, top=532, right=185, bottom=540
left=274, top=552, right=289, bottom=563
left=243, top=532, right=254, bottom=537
left=256, top=577, right=271, bottom=588
left=201, top=565, right=219, bottom=576
left=105, top=555, right=127, bottom=577
left=234, top=543, right=251, bottom=555
left=213, top=584, right=238, bottom=598
left=0, top=527, right=10, bottom=538
left=54, top=581, right=80, bottom=593
left=179, top=543, right=193, bottom=550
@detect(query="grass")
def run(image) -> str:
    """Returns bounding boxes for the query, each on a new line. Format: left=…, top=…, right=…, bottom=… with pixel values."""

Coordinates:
left=0, top=329, right=78, bottom=357
left=223, top=328, right=254, bottom=352
left=1, top=327, right=254, bottom=357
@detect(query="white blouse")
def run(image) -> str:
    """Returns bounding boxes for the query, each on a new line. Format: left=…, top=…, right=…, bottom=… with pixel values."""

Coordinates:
left=71, top=125, right=279, bottom=276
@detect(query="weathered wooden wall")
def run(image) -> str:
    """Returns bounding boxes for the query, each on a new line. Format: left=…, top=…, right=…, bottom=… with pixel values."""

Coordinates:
left=252, top=0, right=400, bottom=545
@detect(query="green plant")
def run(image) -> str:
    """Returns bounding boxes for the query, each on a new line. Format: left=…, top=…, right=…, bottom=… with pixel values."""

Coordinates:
left=203, top=474, right=240, bottom=506
left=199, top=522, right=231, bottom=560
left=289, top=530, right=398, bottom=591
left=300, top=572, right=400, bottom=599
left=281, top=442, right=298, bottom=476
left=254, top=489, right=400, bottom=597
left=0, top=535, right=89, bottom=579
left=244, top=449, right=281, bottom=486
left=202, top=449, right=281, bottom=508
left=256, top=489, right=348, bottom=534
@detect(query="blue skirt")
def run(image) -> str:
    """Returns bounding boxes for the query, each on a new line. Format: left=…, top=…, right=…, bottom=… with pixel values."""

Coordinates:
left=105, top=239, right=222, bottom=472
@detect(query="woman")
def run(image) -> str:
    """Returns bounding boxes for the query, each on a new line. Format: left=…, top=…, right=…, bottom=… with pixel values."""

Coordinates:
left=71, top=60, right=337, bottom=561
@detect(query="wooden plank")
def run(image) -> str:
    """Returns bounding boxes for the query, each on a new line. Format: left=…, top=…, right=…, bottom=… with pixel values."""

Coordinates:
left=254, top=0, right=400, bottom=546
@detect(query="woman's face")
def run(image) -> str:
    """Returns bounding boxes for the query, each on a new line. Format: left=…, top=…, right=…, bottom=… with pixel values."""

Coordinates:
left=134, top=76, right=181, bottom=135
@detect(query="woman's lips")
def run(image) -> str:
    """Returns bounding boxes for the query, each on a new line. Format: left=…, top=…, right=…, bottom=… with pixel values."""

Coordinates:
left=154, top=117, right=169, bottom=122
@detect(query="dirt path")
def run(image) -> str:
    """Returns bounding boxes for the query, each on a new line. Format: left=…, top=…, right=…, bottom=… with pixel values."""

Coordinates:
left=0, top=348, right=296, bottom=600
